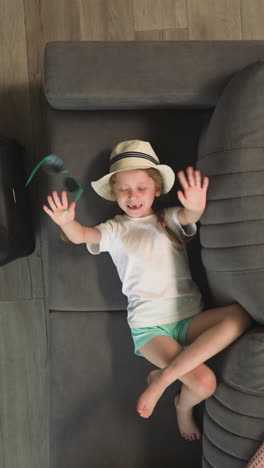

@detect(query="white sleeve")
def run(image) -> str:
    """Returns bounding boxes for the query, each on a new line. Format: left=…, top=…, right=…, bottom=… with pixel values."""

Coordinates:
left=166, top=207, right=197, bottom=238
left=86, top=218, right=117, bottom=255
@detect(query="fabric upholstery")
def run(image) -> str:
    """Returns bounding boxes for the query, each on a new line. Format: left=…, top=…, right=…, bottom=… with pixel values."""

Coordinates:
left=44, top=41, right=264, bottom=110
left=49, top=311, right=202, bottom=468
left=197, top=60, right=264, bottom=324
left=196, top=61, right=264, bottom=467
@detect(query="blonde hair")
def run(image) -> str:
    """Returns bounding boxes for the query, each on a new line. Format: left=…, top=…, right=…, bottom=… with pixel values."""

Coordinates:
left=109, top=168, right=185, bottom=250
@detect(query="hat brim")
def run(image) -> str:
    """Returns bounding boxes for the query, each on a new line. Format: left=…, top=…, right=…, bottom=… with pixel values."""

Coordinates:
left=91, top=165, right=175, bottom=201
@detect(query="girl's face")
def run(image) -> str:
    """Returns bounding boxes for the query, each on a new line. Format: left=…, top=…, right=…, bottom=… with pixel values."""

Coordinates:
left=111, top=169, right=161, bottom=218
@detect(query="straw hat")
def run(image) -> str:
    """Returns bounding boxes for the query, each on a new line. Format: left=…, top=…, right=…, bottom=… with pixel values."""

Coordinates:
left=91, top=140, right=175, bottom=200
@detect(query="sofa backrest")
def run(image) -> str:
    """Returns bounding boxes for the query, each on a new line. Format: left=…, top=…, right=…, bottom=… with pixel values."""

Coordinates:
left=44, top=40, right=264, bottom=110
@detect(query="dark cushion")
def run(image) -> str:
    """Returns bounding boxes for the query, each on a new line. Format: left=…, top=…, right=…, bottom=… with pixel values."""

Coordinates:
left=197, top=60, right=264, bottom=325
left=43, top=41, right=264, bottom=110
left=197, top=58, right=264, bottom=468
left=50, top=311, right=203, bottom=468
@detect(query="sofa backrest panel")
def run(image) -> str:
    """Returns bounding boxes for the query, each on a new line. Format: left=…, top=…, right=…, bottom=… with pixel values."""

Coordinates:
left=44, top=41, right=264, bottom=110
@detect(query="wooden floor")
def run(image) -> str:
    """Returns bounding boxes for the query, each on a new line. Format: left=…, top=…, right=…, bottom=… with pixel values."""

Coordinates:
left=1, top=1, right=264, bottom=467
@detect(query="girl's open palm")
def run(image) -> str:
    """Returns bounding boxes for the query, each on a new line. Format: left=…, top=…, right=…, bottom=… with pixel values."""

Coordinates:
left=177, top=167, right=209, bottom=213
left=43, top=191, right=75, bottom=226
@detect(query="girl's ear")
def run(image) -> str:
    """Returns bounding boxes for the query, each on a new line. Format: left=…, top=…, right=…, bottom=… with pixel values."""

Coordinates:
left=155, top=185, right=161, bottom=197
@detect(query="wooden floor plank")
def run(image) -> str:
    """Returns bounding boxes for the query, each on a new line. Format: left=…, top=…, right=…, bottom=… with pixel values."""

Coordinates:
left=187, top=0, right=242, bottom=40
left=80, top=0, right=134, bottom=40
left=0, top=0, right=32, bottom=148
left=0, top=431, right=3, bottom=468
left=241, top=0, right=264, bottom=39
left=135, top=30, right=163, bottom=40
left=0, top=300, right=48, bottom=468
left=135, top=28, right=189, bottom=40
left=163, top=28, right=189, bottom=39
left=133, top=0, right=187, bottom=31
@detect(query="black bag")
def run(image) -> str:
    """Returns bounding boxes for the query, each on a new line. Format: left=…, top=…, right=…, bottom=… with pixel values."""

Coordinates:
left=0, top=139, right=35, bottom=266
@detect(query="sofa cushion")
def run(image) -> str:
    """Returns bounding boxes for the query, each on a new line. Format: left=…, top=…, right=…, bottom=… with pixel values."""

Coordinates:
left=197, top=60, right=264, bottom=324
left=49, top=311, right=202, bottom=468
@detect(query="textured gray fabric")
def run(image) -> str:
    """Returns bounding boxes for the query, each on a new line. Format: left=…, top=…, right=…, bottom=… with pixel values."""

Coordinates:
left=206, top=397, right=264, bottom=438
left=204, top=412, right=260, bottom=460
left=200, top=220, right=264, bottom=248
left=197, top=270, right=264, bottom=321
left=197, top=60, right=264, bottom=467
left=214, top=381, right=264, bottom=418
left=50, top=311, right=202, bottom=468
left=217, top=327, right=264, bottom=395
left=198, top=60, right=264, bottom=153
left=202, top=456, right=212, bottom=468
left=206, top=398, right=264, bottom=440
left=203, top=434, right=246, bottom=468
left=44, top=41, right=264, bottom=110
left=197, top=60, right=264, bottom=320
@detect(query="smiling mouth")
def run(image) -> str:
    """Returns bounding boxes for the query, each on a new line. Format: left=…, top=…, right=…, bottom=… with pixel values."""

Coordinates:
left=127, top=204, right=143, bottom=210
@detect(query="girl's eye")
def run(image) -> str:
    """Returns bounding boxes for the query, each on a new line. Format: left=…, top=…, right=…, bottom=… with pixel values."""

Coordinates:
left=138, top=187, right=146, bottom=191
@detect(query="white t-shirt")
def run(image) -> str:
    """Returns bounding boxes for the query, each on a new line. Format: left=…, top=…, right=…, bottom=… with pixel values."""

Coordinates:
left=87, top=207, right=203, bottom=328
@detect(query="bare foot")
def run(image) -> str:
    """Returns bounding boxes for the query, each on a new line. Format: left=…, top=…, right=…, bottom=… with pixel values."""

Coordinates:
left=174, top=394, right=201, bottom=441
left=136, top=369, right=166, bottom=418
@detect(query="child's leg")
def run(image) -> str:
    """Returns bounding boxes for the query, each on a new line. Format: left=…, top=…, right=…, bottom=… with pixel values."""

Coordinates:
left=137, top=303, right=252, bottom=418
left=139, top=334, right=217, bottom=440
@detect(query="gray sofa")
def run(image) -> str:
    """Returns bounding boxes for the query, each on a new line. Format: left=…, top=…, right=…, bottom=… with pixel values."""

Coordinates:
left=43, top=41, right=264, bottom=468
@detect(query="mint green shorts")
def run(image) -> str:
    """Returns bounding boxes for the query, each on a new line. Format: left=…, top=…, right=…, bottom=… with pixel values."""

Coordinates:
left=131, top=315, right=196, bottom=357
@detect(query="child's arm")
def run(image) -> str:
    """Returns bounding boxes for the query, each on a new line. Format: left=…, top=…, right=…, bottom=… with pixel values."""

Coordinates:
left=176, top=167, right=209, bottom=225
left=60, top=220, right=101, bottom=244
left=43, top=191, right=101, bottom=244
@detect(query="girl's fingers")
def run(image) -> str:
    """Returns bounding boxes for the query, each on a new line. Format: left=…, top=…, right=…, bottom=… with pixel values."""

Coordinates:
left=61, top=191, right=68, bottom=208
left=43, top=204, right=54, bottom=217
left=186, top=167, right=195, bottom=187
left=52, top=191, right=63, bottom=208
left=202, top=176, right=209, bottom=191
left=177, top=170, right=189, bottom=190
left=194, top=170, right=201, bottom=188
left=68, top=201, right=75, bottom=212
left=177, top=190, right=186, bottom=205
left=47, top=195, right=57, bottom=212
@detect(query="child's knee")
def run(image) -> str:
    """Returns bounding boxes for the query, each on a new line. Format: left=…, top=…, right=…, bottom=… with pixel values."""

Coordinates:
left=200, top=370, right=216, bottom=396
left=190, top=366, right=217, bottom=397
left=230, top=303, right=253, bottom=331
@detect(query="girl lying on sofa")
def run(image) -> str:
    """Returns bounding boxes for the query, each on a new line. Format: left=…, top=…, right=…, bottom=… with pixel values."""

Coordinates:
left=43, top=139, right=252, bottom=441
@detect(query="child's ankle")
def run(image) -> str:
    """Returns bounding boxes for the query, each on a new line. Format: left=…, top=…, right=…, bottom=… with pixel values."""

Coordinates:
left=160, top=368, right=176, bottom=388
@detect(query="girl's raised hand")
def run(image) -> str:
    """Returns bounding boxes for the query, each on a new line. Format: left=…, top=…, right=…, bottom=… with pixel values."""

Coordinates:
left=177, top=167, right=209, bottom=213
left=43, top=191, right=76, bottom=226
